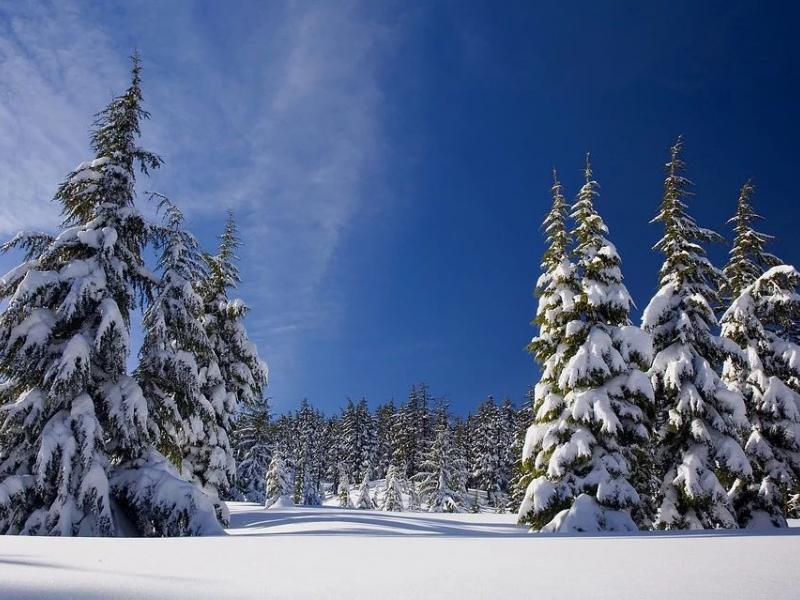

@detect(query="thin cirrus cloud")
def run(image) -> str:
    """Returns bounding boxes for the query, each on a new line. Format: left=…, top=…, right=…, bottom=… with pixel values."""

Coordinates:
left=0, top=2, right=128, bottom=232
left=0, top=1, right=399, bottom=408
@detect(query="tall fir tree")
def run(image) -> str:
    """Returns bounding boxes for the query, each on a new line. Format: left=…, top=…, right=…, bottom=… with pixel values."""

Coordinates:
left=391, top=384, right=434, bottom=478
left=722, top=180, right=780, bottom=300
left=721, top=188, right=800, bottom=527
left=337, top=462, right=353, bottom=507
left=520, top=158, right=653, bottom=532
left=642, top=138, right=751, bottom=529
left=470, top=397, right=503, bottom=505
left=0, top=56, right=221, bottom=536
left=264, top=452, right=294, bottom=508
left=136, top=196, right=215, bottom=470
left=416, top=423, right=468, bottom=512
left=293, top=400, right=323, bottom=506
left=509, top=388, right=535, bottom=512
left=189, top=212, right=268, bottom=522
left=374, top=401, right=396, bottom=476
left=517, top=170, right=579, bottom=527
left=354, top=467, right=376, bottom=509
left=232, top=398, right=272, bottom=502
left=380, top=463, right=405, bottom=511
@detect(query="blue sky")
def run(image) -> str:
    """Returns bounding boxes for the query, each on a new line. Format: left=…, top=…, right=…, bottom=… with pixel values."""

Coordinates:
left=0, top=1, right=798, bottom=415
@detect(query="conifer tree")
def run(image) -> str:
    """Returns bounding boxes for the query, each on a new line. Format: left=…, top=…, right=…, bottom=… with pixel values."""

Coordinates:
left=642, top=138, right=750, bottom=529
left=337, top=463, right=353, bottom=507
left=722, top=181, right=780, bottom=299
left=354, top=468, right=376, bottom=509
left=264, top=452, right=294, bottom=508
left=392, top=384, right=434, bottom=478
left=517, top=170, right=579, bottom=527
left=374, top=401, right=396, bottom=476
left=509, top=388, right=534, bottom=512
left=136, top=196, right=215, bottom=469
left=470, top=397, right=502, bottom=505
left=189, top=212, right=268, bottom=522
left=232, top=399, right=272, bottom=502
left=722, top=203, right=800, bottom=527
left=416, top=424, right=468, bottom=512
left=293, top=400, right=323, bottom=506
left=0, top=56, right=220, bottom=536
left=380, top=463, right=405, bottom=511
left=498, top=398, right=518, bottom=498
left=519, top=157, right=653, bottom=532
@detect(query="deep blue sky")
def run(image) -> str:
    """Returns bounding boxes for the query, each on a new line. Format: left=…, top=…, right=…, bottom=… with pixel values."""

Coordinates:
left=1, top=1, right=798, bottom=415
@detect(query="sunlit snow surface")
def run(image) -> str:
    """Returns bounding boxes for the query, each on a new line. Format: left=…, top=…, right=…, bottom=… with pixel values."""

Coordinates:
left=1, top=503, right=799, bottom=599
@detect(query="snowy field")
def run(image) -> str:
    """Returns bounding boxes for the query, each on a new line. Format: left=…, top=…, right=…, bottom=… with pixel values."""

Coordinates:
left=1, top=503, right=799, bottom=599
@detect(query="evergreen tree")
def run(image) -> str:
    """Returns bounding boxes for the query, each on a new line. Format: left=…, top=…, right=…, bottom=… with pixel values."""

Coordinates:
left=322, top=416, right=344, bottom=490
left=293, top=400, right=323, bottom=505
left=722, top=262, right=800, bottom=527
left=509, top=388, right=534, bottom=512
left=380, top=463, right=405, bottom=511
left=264, top=452, right=294, bottom=508
left=337, top=462, right=353, bottom=507
left=517, top=170, right=579, bottom=528
left=392, top=384, right=434, bottom=478
left=189, top=212, right=268, bottom=522
left=498, top=398, right=518, bottom=497
left=136, top=196, right=215, bottom=472
left=642, top=138, right=750, bottom=529
left=374, top=401, right=396, bottom=476
left=354, top=468, right=375, bottom=509
left=722, top=180, right=780, bottom=299
left=470, top=397, right=503, bottom=505
left=520, top=157, right=653, bottom=532
left=232, top=399, right=272, bottom=503
left=416, top=424, right=468, bottom=512
left=0, top=56, right=220, bottom=536
left=340, top=398, right=377, bottom=483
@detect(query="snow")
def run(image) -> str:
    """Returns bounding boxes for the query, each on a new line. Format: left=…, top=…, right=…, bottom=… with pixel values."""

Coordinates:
left=1, top=502, right=799, bottom=599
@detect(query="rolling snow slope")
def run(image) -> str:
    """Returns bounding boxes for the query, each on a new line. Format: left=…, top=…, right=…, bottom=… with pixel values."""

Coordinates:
left=0, top=502, right=798, bottom=599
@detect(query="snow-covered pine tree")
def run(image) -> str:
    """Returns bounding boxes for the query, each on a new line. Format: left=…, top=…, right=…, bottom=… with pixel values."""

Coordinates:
left=392, top=384, right=434, bottom=478
left=721, top=193, right=800, bottom=527
left=294, top=400, right=323, bottom=505
left=337, top=462, right=353, bottom=507
left=322, top=416, right=344, bottom=490
left=264, top=452, right=294, bottom=508
left=0, top=56, right=221, bottom=536
left=189, top=212, right=268, bottom=522
left=470, top=397, right=503, bottom=506
left=509, top=387, right=534, bottom=512
left=380, top=463, right=405, bottom=511
left=340, top=398, right=377, bottom=483
left=517, top=170, right=579, bottom=528
left=356, top=399, right=377, bottom=482
left=642, top=138, right=751, bottom=530
left=520, top=157, right=654, bottom=532
left=232, top=398, right=272, bottom=502
left=354, top=467, right=375, bottom=509
left=722, top=180, right=780, bottom=301
left=136, top=196, right=216, bottom=467
left=498, top=397, right=518, bottom=500
left=374, top=401, right=396, bottom=476
left=416, top=424, right=468, bottom=512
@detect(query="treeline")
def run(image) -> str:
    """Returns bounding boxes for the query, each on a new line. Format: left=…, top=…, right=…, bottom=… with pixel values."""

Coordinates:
left=234, top=385, right=530, bottom=512
left=517, top=144, right=800, bottom=532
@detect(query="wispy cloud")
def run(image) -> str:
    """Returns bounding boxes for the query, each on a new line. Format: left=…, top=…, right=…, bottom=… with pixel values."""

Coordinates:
left=0, top=1, right=127, bottom=231
left=0, top=1, right=398, bottom=406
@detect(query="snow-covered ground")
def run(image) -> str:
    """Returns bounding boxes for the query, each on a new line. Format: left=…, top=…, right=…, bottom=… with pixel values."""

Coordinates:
left=1, top=502, right=799, bottom=599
